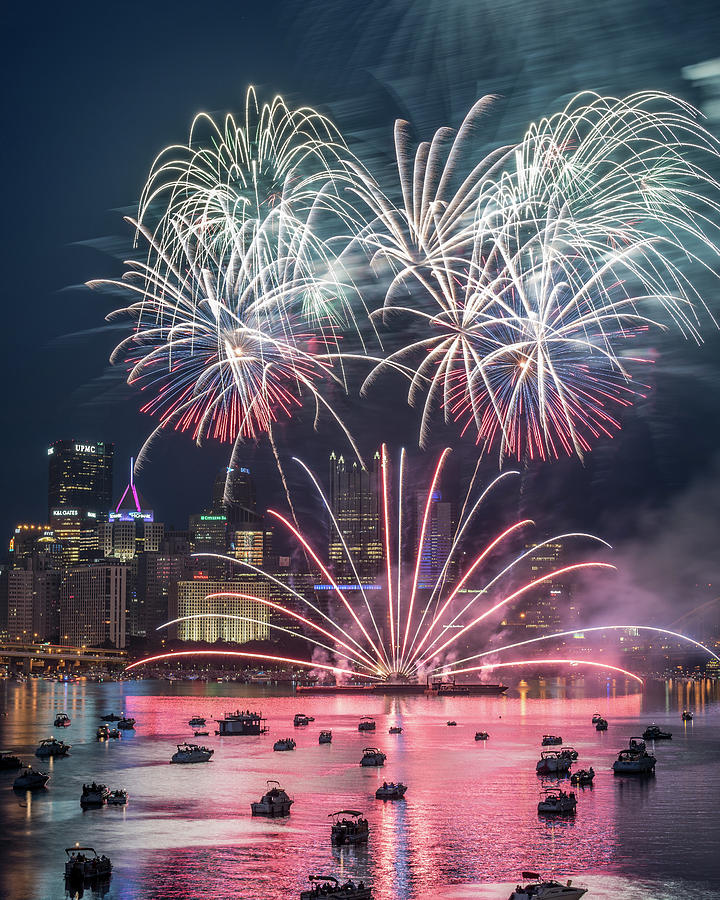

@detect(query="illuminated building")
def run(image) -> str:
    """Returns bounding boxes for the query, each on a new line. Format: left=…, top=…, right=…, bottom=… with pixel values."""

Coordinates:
left=99, top=460, right=164, bottom=561
left=7, top=568, right=34, bottom=640
left=189, top=512, right=228, bottom=556
left=140, top=537, right=192, bottom=640
left=60, top=562, right=127, bottom=648
left=48, top=440, right=114, bottom=564
left=415, top=489, right=454, bottom=589
left=10, top=524, right=63, bottom=561
left=328, top=451, right=382, bottom=584
left=504, top=542, right=572, bottom=634
left=173, top=577, right=270, bottom=644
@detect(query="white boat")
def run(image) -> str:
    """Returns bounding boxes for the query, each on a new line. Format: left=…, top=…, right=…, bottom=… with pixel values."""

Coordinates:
left=375, top=781, right=407, bottom=800
left=35, top=738, right=70, bottom=757
left=107, top=789, right=128, bottom=805
left=274, top=738, right=296, bottom=751
left=613, top=742, right=656, bottom=774
left=171, top=743, right=214, bottom=763
left=188, top=716, right=206, bottom=727
left=329, top=810, right=369, bottom=845
left=509, top=872, right=586, bottom=900
left=358, top=716, right=376, bottom=732
left=64, top=846, right=112, bottom=881
left=294, top=713, right=310, bottom=726
left=360, top=747, right=386, bottom=766
left=319, top=731, right=332, bottom=744
left=13, top=767, right=49, bottom=790
left=537, top=788, right=577, bottom=815
left=251, top=780, right=294, bottom=816
left=300, top=875, right=372, bottom=899
left=117, top=717, right=136, bottom=730
left=536, top=751, right=571, bottom=775
left=54, top=713, right=71, bottom=728
left=81, top=783, right=110, bottom=807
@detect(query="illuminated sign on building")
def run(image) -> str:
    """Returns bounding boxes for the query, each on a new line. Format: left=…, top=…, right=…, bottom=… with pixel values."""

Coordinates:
left=47, top=447, right=54, bottom=455
left=109, top=510, right=154, bottom=522
left=52, top=508, right=79, bottom=517
left=74, top=444, right=98, bottom=454
left=200, top=515, right=226, bottom=522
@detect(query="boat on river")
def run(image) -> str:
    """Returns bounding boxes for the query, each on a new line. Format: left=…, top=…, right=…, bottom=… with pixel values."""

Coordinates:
left=358, top=715, right=376, bottom=732
left=13, top=767, right=49, bottom=790
left=35, top=738, right=70, bottom=758
left=319, top=731, right=332, bottom=744
left=559, top=747, right=578, bottom=761
left=329, top=810, right=369, bottom=845
left=375, top=781, right=407, bottom=800
left=274, top=737, right=296, bottom=751
left=294, top=713, right=310, bottom=726
left=509, top=872, right=586, bottom=899
left=117, top=717, right=136, bottom=730
left=64, top=846, right=112, bottom=882
left=570, top=768, right=595, bottom=786
left=389, top=726, right=403, bottom=734
left=642, top=723, right=672, bottom=740
left=171, top=743, right=214, bottom=763
left=475, top=731, right=489, bottom=741
left=189, top=716, right=206, bottom=727
left=536, top=750, right=572, bottom=775
left=360, top=747, right=386, bottom=766
left=612, top=738, right=656, bottom=774
left=537, top=787, right=577, bottom=815
left=541, top=735, right=562, bottom=746
left=300, top=875, right=372, bottom=899
left=215, top=709, right=268, bottom=736
left=54, top=713, right=71, bottom=728
left=96, top=725, right=110, bottom=740
left=595, top=717, right=608, bottom=731
left=81, top=783, right=110, bottom=807
left=0, top=751, right=21, bottom=770
left=107, top=789, right=128, bottom=805
left=682, top=710, right=693, bottom=721
left=591, top=713, right=602, bottom=724
left=251, top=780, right=294, bottom=816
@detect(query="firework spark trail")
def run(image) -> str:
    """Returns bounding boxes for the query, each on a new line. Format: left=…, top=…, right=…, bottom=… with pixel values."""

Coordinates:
left=380, top=445, right=397, bottom=671
left=358, top=91, right=720, bottom=461
left=434, top=658, right=645, bottom=685
left=428, top=625, right=720, bottom=671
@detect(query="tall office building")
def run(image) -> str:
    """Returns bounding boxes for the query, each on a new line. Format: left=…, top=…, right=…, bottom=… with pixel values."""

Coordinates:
left=415, top=489, right=455, bottom=590
left=60, top=562, right=127, bottom=648
left=504, top=541, right=573, bottom=634
left=328, top=451, right=382, bottom=584
left=99, top=461, right=164, bottom=561
left=48, top=440, right=114, bottom=564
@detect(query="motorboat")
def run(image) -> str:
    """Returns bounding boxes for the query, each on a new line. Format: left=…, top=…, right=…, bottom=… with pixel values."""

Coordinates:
left=54, top=713, right=71, bottom=728
left=570, top=768, right=595, bottom=786
left=358, top=716, right=376, bottom=732
left=35, top=738, right=70, bottom=757
left=0, top=751, right=21, bottom=770
left=251, top=780, right=294, bottom=816
left=541, top=735, right=562, bottom=746
left=509, top=872, right=587, bottom=900
left=447, top=720, right=457, bottom=726
left=171, top=743, right=214, bottom=763
left=537, top=787, right=577, bottom=815
left=294, top=713, right=310, bottom=726
left=536, top=751, right=572, bottom=776
left=375, top=781, right=407, bottom=800
left=682, top=710, right=694, bottom=721
left=595, top=718, right=608, bottom=731
left=107, top=789, right=128, bottom=805
left=300, top=875, right=372, bottom=899
left=360, top=747, right=386, bottom=766
left=96, top=725, right=110, bottom=740
left=215, top=709, right=268, bottom=736
left=100, top=713, right=121, bottom=721
left=274, top=738, right=297, bottom=751
left=81, top=782, right=110, bottom=807
left=194, top=730, right=209, bottom=737
left=329, top=810, right=369, bottom=845
left=559, top=747, right=579, bottom=761
left=188, top=716, right=206, bottom=727
left=591, top=713, right=602, bottom=724
left=643, top=723, right=672, bottom=740
left=108, top=727, right=121, bottom=739
left=475, top=731, right=489, bottom=741
left=319, top=730, right=332, bottom=744
left=613, top=740, right=656, bottom=774
left=389, top=726, right=403, bottom=734
left=64, top=846, right=112, bottom=881
left=13, top=767, right=49, bottom=790
left=117, top=717, right=136, bottom=730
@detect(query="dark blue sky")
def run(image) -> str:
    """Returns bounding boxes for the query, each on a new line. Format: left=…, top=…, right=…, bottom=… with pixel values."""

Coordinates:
left=3, top=0, right=720, bottom=567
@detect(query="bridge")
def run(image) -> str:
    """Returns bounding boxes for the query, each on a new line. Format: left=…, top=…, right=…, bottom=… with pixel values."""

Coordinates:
left=0, top=641, right=127, bottom=670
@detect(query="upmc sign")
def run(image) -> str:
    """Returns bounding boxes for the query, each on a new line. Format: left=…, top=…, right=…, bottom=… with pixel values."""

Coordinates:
left=75, top=444, right=98, bottom=453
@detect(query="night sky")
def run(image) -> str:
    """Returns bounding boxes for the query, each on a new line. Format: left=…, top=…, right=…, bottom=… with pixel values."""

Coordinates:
left=3, top=0, right=720, bottom=613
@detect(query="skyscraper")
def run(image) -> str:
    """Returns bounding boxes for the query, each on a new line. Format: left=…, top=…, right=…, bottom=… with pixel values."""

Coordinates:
left=328, top=451, right=382, bottom=584
left=415, top=489, right=455, bottom=590
left=60, top=561, right=127, bottom=648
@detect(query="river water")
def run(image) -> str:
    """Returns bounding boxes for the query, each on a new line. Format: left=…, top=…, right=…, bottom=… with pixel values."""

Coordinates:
left=0, top=677, right=718, bottom=900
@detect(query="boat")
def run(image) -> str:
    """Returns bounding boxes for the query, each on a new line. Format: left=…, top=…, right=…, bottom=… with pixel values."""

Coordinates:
left=170, top=743, right=214, bottom=763
left=0, top=751, right=22, bottom=770
left=475, top=731, right=490, bottom=741
left=13, top=767, right=49, bottom=790
left=294, top=713, right=310, bottom=726
left=682, top=710, right=693, bottom=721
left=591, top=713, right=602, bottom=724
left=300, top=875, right=372, bottom=899
left=107, top=789, right=128, bottom=805
left=570, top=768, right=595, bottom=786
left=541, top=735, right=562, bottom=746
left=81, top=782, right=110, bottom=807
left=508, top=872, right=587, bottom=900
left=612, top=739, right=656, bottom=774
left=536, top=751, right=572, bottom=776
left=35, top=738, right=70, bottom=758
left=96, top=725, right=110, bottom=740
left=64, top=846, right=112, bottom=881
left=100, top=713, right=121, bottom=721
left=426, top=677, right=509, bottom=696
left=251, top=780, right=294, bottom=816
left=188, top=716, right=206, bottom=727
left=537, top=787, right=577, bottom=815
left=194, top=730, right=209, bottom=737
left=447, top=720, right=457, bottom=726
left=117, top=717, right=136, bottom=730
left=108, top=727, right=121, bottom=739
left=559, top=747, right=579, bottom=761
left=642, top=723, right=672, bottom=740
left=375, top=781, right=407, bottom=800
left=54, top=713, right=71, bottom=728
left=273, top=738, right=297, bottom=751
left=389, top=726, right=403, bottom=734
left=329, top=810, right=369, bottom=845
left=319, top=730, right=332, bottom=744
left=360, top=747, right=386, bottom=766
left=358, top=715, right=376, bottom=732
left=595, top=718, right=608, bottom=731
left=215, top=709, right=268, bottom=736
